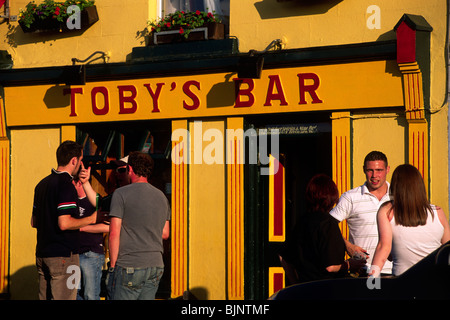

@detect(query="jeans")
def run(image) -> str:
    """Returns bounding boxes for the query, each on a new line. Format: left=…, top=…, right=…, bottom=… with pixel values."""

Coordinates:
left=77, top=251, right=105, bottom=300
left=106, top=265, right=164, bottom=300
left=36, top=253, right=79, bottom=300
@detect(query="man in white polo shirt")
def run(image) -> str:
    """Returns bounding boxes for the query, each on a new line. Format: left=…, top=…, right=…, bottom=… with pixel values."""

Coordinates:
left=330, top=151, right=392, bottom=275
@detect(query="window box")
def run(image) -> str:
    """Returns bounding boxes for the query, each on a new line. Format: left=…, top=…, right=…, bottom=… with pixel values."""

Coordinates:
left=19, top=4, right=99, bottom=34
left=152, top=22, right=225, bottom=45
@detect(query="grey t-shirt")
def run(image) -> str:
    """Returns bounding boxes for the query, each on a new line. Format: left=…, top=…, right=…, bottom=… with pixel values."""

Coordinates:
left=109, top=182, right=170, bottom=268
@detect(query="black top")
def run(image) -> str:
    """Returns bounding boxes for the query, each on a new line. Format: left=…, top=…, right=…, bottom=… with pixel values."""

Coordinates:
left=77, top=196, right=104, bottom=255
left=33, top=170, right=80, bottom=257
left=280, top=211, right=347, bottom=284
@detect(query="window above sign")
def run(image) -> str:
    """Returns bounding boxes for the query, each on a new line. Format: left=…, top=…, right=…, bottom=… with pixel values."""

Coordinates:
left=160, top=0, right=229, bottom=29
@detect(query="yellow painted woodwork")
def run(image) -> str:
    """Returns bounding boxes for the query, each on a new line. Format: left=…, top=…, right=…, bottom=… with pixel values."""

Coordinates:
left=0, top=96, right=9, bottom=294
left=10, top=128, right=60, bottom=299
left=188, top=120, right=226, bottom=300
left=60, top=125, right=77, bottom=142
left=4, top=60, right=403, bottom=127
left=171, top=120, right=188, bottom=298
left=268, top=267, right=285, bottom=298
left=331, top=112, right=351, bottom=240
left=226, top=117, right=245, bottom=300
left=0, top=138, right=9, bottom=294
left=398, top=61, right=429, bottom=193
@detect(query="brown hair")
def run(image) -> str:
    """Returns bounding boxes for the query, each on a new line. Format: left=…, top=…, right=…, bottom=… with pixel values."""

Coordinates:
left=305, top=174, right=340, bottom=213
left=389, top=164, right=432, bottom=226
left=363, top=151, right=388, bottom=169
left=56, top=140, right=83, bottom=166
left=128, top=151, right=154, bottom=178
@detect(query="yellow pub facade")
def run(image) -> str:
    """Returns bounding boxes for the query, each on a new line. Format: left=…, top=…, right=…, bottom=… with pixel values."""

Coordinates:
left=0, top=0, right=448, bottom=299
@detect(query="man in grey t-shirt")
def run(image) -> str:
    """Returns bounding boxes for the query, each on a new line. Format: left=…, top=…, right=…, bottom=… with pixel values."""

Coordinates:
left=107, top=151, right=170, bottom=300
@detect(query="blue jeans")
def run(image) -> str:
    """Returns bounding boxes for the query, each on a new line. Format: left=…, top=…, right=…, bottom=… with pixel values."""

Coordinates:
left=77, top=251, right=105, bottom=300
left=106, top=265, right=164, bottom=300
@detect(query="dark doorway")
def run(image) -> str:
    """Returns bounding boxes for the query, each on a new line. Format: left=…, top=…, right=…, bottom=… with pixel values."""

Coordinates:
left=244, top=115, right=332, bottom=299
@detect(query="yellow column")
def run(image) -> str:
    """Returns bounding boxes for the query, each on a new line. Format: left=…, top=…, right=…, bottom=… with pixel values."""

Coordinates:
left=61, top=125, right=76, bottom=142
left=170, top=120, right=189, bottom=298
left=398, top=62, right=429, bottom=192
left=0, top=95, right=9, bottom=294
left=331, top=112, right=351, bottom=240
left=226, top=117, right=244, bottom=300
left=189, top=120, right=226, bottom=299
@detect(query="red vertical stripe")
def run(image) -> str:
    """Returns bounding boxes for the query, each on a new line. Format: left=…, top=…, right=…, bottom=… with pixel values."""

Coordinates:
left=273, top=273, right=284, bottom=294
left=273, top=158, right=284, bottom=236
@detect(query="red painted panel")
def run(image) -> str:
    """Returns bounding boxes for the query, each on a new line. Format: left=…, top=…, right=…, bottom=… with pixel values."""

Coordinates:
left=396, top=21, right=416, bottom=63
left=273, top=158, right=284, bottom=236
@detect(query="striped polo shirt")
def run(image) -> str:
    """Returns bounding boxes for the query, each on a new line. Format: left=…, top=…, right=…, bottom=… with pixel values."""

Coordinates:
left=33, top=169, right=80, bottom=257
left=330, top=182, right=393, bottom=274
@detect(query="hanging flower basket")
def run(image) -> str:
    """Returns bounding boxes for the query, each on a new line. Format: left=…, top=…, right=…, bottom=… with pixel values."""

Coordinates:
left=148, top=10, right=225, bottom=45
left=18, top=1, right=99, bottom=34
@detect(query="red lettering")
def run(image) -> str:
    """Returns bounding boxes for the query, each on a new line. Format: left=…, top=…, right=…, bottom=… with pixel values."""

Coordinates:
left=143, top=83, right=164, bottom=113
left=183, top=80, right=200, bottom=110
left=64, top=87, right=83, bottom=117
left=91, top=86, right=109, bottom=115
left=298, top=73, right=323, bottom=104
left=234, top=78, right=255, bottom=107
left=118, top=85, right=137, bottom=114
left=264, top=75, right=288, bottom=106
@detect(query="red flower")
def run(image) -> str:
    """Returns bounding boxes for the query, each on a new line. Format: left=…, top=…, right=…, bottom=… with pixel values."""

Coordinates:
left=196, top=10, right=201, bottom=15
left=179, top=27, right=184, bottom=34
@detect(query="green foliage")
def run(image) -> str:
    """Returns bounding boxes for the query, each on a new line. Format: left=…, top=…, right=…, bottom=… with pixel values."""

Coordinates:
left=19, top=0, right=95, bottom=28
left=148, top=10, right=221, bottom=38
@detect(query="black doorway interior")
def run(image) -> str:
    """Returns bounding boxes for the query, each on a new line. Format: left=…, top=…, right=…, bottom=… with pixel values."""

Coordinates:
left=244, top=114, right=332, bottom=299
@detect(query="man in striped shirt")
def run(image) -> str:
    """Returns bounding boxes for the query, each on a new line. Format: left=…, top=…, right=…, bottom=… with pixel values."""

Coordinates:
left=32, top=140, right=97, bottom=300
left=329, top=151, right=393, bottom=275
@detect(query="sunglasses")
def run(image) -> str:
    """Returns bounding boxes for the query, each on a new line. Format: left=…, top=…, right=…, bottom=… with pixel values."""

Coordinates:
left=116, top=167, right=128, bottom=174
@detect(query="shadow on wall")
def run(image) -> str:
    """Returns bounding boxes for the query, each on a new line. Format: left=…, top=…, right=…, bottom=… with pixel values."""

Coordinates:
left=255, top=0, right=344, bottom=19
left=8, top=265, right=39, bottom=300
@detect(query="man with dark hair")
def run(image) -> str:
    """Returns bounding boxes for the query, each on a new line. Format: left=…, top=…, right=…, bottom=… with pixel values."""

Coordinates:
left=107, top=151, right=170, bottom=300
left=329, top=150, right=393, bottom=275
left=32, top=140, right=97, bottom=300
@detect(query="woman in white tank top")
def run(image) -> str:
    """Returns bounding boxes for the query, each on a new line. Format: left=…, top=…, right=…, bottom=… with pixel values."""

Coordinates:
left=369, top=164, right=450, bottom=277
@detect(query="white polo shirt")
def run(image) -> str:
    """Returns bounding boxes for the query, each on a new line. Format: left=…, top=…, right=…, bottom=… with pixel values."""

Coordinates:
left=330, top=182, right=392, bottom=274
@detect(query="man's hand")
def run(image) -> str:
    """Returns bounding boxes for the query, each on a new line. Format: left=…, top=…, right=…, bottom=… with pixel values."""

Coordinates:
left=345, top=240, right=369, bottom=259
left=78, top=162, right=91, bottom=185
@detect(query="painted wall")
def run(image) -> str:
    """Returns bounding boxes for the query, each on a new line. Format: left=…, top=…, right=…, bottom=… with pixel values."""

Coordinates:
left=232, top=0, right=448, bottom=215
left=9, top=128, right=60, bottom=299
left=1, top=0, right=448, bottom=299
left=188, top=120, right=226, bottom=300
left=1, top=0, right=156, bottom=68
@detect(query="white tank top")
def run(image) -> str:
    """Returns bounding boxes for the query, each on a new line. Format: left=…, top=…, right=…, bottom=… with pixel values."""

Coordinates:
left=390, top=205, right=444, bottom=276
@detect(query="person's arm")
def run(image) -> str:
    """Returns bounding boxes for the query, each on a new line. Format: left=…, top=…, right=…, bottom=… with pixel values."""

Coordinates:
left=343, top=238, right=368, bottom=257
left=81, top=223, right=109, bottom=233
left=109, top=217, right=122, bottom=268
left=330, top=193, right=368, bottom=257
left=78, top=163, right=98, bottom=208
left=326, top=258, right=366, bottom=273
left=369, top=204, right=393, bottom=276
left=436, top=206, right=450, bottom=244
left=58, top=212, right=97, bottom=231
left=162, top=220, right=170, bottom=240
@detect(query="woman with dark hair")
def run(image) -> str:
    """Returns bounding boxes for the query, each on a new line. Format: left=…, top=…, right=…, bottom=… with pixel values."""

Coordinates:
left=370, top=164, right=450, bottom=277
left=279, top=174, right=366, bottom=284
